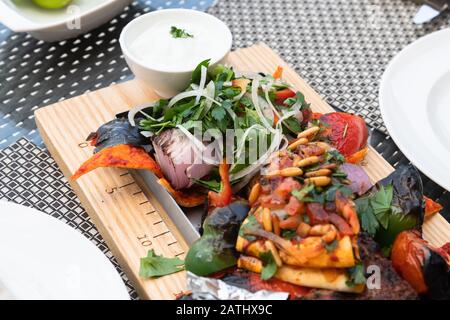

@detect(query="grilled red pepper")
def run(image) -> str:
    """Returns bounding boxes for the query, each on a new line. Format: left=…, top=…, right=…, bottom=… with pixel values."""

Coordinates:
left=275, top=88, right=296, bottom=105
left=208, top=162, right=232, bottom=208
left=72, top=144, right=162, bottom=180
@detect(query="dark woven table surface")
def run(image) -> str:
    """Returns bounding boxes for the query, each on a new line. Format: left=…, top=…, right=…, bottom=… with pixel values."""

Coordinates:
left=0, top=0, right=449, bottom=299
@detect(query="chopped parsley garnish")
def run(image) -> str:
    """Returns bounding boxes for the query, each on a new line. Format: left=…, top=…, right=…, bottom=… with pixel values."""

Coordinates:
left=192, top=178, right=221, bottom=193
left=291, top=184, right=315, bottom=202
left=239, top=215, right=261, bottom=240
left=370, top=184, right=393, bottom=229
left=259, top=251, right=278, bottom=280
left=354, top=197, right=379, bottom=237
left=325, top=149, right=345, bottom=164
left=139, top=249, right=184, bottom=278
left=281, top=229, right=297, bottom=240
left=346, top=262, right=366, bottom=287
left=355, top=184, right=394, bottom=236
left=170, top=26, right=193, bottom=39
left=211, top=105, right=227, bottom=122
left=324, top=239, right=338, bottom=253
left=324, top=184, right=353, bottom=202
left=332, top=170, right=348, bottom=178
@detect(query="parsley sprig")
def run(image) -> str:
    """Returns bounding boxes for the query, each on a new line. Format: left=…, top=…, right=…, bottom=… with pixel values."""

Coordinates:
left=346, top=262, right=366, bottom=287
left=170, top=26, right=193, bottom=39
left=354, top=184, right=394, bottom=237
left=259, top=251, right=278, bottom=280
left=139, top=249, right=185, bottom=278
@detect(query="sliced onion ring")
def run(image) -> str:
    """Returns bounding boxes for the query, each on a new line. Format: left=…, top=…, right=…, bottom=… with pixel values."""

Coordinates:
left=175, top=125, right=219, bottom=166
left=251, top=77, right=277, bottom=134
left=128, top=102, right=159, bottom=127
left=196, top=66, right=208, bottom=104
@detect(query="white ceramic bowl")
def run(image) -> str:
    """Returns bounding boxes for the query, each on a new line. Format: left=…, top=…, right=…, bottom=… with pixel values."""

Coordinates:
left=0, top=0, right=132, bottom=42
left=119, top=9, right=232, bottom=98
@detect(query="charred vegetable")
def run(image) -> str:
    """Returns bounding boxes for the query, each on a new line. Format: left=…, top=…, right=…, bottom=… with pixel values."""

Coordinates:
left=72, top=118, right=163, bottom=180
left=72, top=144, right=162, bottom=180
left=152, top=128, right=213, bottom=190
left=391, top=230, right=450, bottom=299
left=185, top=201, right=249, bottom=276
left=355, top=165, right=424, bottom=251
left=157, top=178, right=206, bottom=208
left=88, top=118, right=149, bottom=153
left=207, top=163, right=233, bottom=209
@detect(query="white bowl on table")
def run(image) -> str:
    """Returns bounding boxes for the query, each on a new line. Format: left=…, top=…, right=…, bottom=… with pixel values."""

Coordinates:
left=119, top=8, right=233, bottom=98
left=0, top=0, right=132, bottom=42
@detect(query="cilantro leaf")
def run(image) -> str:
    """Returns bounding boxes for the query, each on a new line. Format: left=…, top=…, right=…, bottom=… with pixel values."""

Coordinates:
left=291, top=184, right=315, bottom=201
left=192, top=178, right=221, bottom=193
left=282, top=116, right=302, bottom=134
left=259, top=252, right=278, bottom=280
left=211, top=64, right=234, bottom=82
left=346, top=262, right=366, bottom=287
left=325, top=239, right=338, bottom=253
left=301, top=188, right=325, bottom=203
left=370, top=185, right=393, bottom=229
left=332, top=170, right=348, bottom=178
left=240, top=96, right=253, bottom=108
left=211, top=106, right=227, bottom=122
left=163, top=99, right=195, bottom=121
left=324, top=184, right=353, bottom=202
left=281, top=229, right=297, bottom=240
left=355, top=197, right=379, bottom=237
left=239, top=215, right=261, bottom=239
left=139, top=249, right=185, bottom=278
left=170, top=26, right=193, bottom=39
left=325, top=150, right=345, bottom=164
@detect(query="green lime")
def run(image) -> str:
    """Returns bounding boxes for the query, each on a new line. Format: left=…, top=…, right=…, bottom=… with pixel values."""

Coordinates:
left=32, top=0, right=73, bottom=9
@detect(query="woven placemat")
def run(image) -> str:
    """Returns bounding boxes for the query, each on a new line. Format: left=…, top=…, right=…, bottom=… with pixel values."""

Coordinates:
left=208, top=0, right=450, bottom=132
left=0, top=0, right=217, bottom=149
left=0, top=138, right=139, bottom=299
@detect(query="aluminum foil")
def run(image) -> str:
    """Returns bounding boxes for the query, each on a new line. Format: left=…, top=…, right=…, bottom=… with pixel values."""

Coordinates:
left=187, top=272, right=289, bottom=300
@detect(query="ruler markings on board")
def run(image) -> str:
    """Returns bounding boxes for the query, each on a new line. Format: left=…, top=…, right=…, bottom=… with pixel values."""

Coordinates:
left=100, top=168, right=185, bottom=258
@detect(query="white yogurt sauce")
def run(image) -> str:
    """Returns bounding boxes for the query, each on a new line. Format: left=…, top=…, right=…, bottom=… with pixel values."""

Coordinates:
left=129, top=18, right=228, bottom=72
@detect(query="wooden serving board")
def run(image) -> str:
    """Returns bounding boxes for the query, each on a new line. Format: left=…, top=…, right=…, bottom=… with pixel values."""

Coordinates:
left=35, top=43, right=450, bottom=299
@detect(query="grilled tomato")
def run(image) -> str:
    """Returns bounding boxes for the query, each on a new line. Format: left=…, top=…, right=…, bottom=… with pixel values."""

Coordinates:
left=319, top=112, right=368, bottom=157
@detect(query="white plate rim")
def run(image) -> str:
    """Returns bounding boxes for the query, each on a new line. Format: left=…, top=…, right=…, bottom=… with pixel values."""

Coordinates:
left=379, top=27, right=450, bottom=191
left=0, top=200, right=130, bottom=300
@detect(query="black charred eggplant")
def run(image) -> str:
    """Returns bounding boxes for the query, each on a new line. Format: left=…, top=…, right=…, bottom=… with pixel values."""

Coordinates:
left=88, top=118, right=149, bottom=153
left=379, top=165, right=424, bottom=225
left=391, top=230, right=450, bottom=299
left=185, top=201, right=250, bottom=276
left=355, top=164, right=425, bottom=250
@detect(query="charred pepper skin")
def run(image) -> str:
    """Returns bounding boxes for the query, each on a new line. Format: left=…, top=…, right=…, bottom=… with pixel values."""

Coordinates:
left=359, top=165, right=425, bottom=249
left=185, top=201, right=250, bottom=276
left=89, top=118, right=150, bottom=153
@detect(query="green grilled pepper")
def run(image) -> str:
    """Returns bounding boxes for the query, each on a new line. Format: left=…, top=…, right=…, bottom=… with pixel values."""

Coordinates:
left=185, top=201, right=249, bottom=276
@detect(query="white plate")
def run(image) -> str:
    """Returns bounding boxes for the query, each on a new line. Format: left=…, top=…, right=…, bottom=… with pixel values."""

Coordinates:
left=0, top=200, right=130, bottom=300
left=379, top=28, right=450, bottom=191
left=0, top=0, right=131, bottom=41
